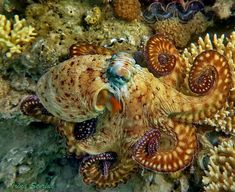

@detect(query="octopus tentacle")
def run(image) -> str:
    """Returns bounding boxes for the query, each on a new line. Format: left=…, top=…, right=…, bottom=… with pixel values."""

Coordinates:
left=20, top=95, right=61, bottom=125
left=189, top=50, right=218, bottom=95
left=80, top=151, right=138, bottom=189
left=145, top=34, right=186, bottom=89
left=169, top=50, right=232, bottom=122
left=73, top=118, right=97, bottom=140
left=56, top=122, right=86, bottom=157
left=69, top=43, right=114, bottom=57
left=132, top=122, right=197, bottom=172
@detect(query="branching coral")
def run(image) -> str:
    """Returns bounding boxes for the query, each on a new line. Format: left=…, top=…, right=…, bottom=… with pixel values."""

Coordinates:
left=202, top=139, right=235, bottom=192
left=0, top=14, right=37, bottom=58
left=182, top=31, right=235, bottom=134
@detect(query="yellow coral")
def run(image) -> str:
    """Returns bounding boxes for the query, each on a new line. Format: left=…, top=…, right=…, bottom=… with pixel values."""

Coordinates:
left=84, top=7, right=102, bottom=25
left=0, top=14, right=37, bottom=58
left=182, top=31, right=235, bottom=134
left=203, top=140, right=235, bottom=192
left=153, top=12, right=211, bottom=48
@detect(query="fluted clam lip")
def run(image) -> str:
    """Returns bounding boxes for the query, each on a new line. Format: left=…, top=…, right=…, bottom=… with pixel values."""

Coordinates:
left=143, top=0, right=205, bottom=23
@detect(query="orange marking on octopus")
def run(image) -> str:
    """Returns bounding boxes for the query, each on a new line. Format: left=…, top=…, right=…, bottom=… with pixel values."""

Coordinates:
left=69, top=43, right=113, bottom=57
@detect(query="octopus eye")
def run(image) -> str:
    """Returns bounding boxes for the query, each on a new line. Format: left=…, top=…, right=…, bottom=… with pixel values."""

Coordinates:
left=73, top=118, right=97, bottom=140
left=106, top=52, right=135, bottom=88
left=145, top=34, right=178, bottom=77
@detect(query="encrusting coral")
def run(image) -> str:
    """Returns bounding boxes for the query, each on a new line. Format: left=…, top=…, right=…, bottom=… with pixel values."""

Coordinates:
left=84, top=6, right=102, bottom=26
left=182, top=31, right=235, bottom=134
left=202, top=139, right=235, bottom=192
left=113, top=0, right=141, bottom=21
left=153, top=12, right=212, bottom=48
left=0, top=14, right=37, bottom=58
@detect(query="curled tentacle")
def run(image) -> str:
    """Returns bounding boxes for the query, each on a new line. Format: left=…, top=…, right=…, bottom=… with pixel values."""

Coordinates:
left=188, top=50, right=219, bottom=95
left=168, top=50, right=232, bottom=122
left=20, top=95, right=61, bottom=125
left=133, top=129, right=161, bottom=156
left=80, top=152, right=138, bottom=189
left=132, top=122, right=197, bottom=172
left=69, top=43, right=114, bottom=57
left=145, top=34, right=186, bottom=89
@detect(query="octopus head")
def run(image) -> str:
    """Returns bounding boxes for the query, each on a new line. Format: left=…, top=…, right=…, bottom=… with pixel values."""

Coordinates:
left=106, top=52, right=135, bottom=88
left=36, top=55, right=123, bottom=122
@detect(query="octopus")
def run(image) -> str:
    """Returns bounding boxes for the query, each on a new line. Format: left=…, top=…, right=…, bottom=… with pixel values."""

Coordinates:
left=20, top=35, right=232, bottom=189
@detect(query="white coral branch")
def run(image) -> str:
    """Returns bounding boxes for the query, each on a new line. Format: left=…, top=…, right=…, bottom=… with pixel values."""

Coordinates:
left=0, top=14, right=37, bottom=58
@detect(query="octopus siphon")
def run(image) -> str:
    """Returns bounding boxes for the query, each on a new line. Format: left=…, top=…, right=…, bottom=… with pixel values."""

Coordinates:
left=20, top=35, right=232, bottom=189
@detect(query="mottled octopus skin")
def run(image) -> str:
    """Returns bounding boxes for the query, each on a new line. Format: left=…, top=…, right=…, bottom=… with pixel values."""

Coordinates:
left=20, top=36, right=232, bottom=189
left=36, top=55, right=113, bottom=122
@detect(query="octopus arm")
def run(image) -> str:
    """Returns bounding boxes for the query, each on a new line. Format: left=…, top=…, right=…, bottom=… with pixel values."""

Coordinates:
left=69, top=43, right=114, bottom=57
left=20, top=95, right=61, bottom=125
left=145, top=34, right=186, bottom=90
left=80, top=152, right=138, bottom=189
left=156, top=50, right=232, bottom=123
left=132, top=121, right=197, bottom=172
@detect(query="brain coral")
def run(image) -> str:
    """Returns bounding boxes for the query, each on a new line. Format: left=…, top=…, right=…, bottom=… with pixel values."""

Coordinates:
left=152, top=12, right=211, bottom=48
left=113, top=0, right=141, bottom=21
left=203, top=139, right=235, bottom=192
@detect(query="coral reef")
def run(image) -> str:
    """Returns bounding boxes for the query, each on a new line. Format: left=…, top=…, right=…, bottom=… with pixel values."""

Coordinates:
left=113, top=0, right=141, bottom=21
left=0, top=0, right=235, bottom=191
left=182, top=31, right=235, bottom=134
left=0, top=14, right=37, bottom=58
left=203, top=139, right=235, bottom=192
left=22, top=0, right=151, bottom=77
left=152, top=12, right=211, bottom=48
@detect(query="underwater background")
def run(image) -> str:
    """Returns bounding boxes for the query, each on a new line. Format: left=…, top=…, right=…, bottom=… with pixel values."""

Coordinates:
left=0, top=0, right=235, bottom=192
